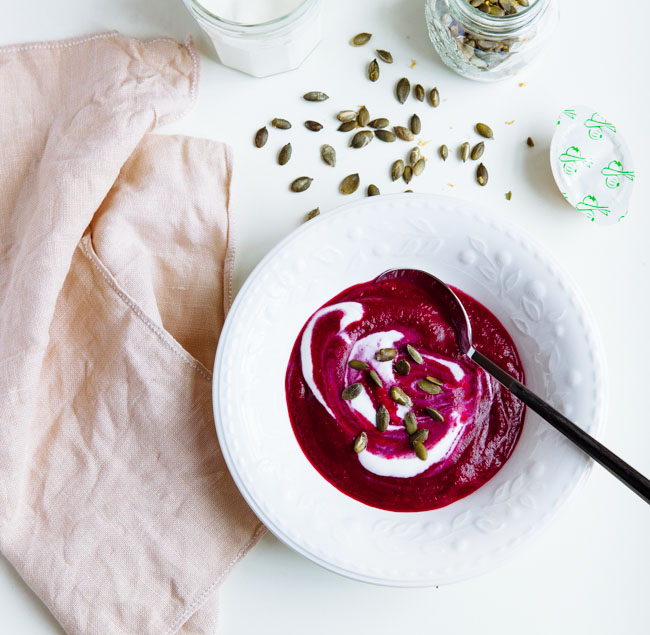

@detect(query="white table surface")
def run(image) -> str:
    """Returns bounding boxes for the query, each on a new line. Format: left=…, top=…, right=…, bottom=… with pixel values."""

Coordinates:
left=2, top=1, right=649, bottom=633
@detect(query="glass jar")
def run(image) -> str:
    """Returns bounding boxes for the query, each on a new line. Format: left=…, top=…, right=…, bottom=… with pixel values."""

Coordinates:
left=425, top=0, right=558, bottom=81
left=183, top=0, right=323, bottom=78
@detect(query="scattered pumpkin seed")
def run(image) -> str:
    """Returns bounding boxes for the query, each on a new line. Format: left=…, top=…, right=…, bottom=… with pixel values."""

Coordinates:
left=351, top=32, right=372, bottom=46
left=428, top=87, right=440, bottom=107
left=505, top=190, right=512, bottom=201
left=476, top=122, right=494, bottom=139
left=290, top=176, right=313, bottom=192
left=271, top=118, right=291, bottom=129
left=354, top=431, right=368, bottom=453
left=406, top=344, right=423, bottom=364
left=375, top=348, right=397, bottom=362
left=368, top=59, right=380, bottom=82
left=376, top=405, right=390, bottom=432
left=404, top=411, right=418, bottom=435
left=342, top=383, right=363, bottom=400
left=305, top=208, right=320, bottom=221
left=413, top=440, right=428, bottom=461
left=471, top=141, right=485, bottom=160
left=278, top=142, right=292, bottom=165
left=305, top=120, right=323, bottom=131
left=403, top=164, right=413, bottom=184
left=351, top=130, right=374, bottom=148
left=413, top=158, right=425, bottom=176
left=409, top=146, right=421, bottom=166
left=357, top=105, right=370, bottom=127
left=254, top=126, right=268, bottom=148
left=414, top=83, right=425, bottom=102
left=396, top=77, right=410, bottom=104
left=391, top=159, right=405, bottom=181
left=340, top=173, right=360, bottom=194
left=394, top=359, right=411, bottom=375
left=303, top=91, right=329, bottom=102
left=409, top=114, right=421, bottom=135
left=367, top=184, right=380, bottom=196
left=376, top=49, right=393, bottom=64
left=404, top=189, right=414, bottom=193
left=337, top=110, right=358, bottom=122
left=369, top=369, right=383, bottom=387
left=338, top=121, right=357, bottom=132
left=527, top=136, right=535, bottom=147
left=394, top=126, right=414, bottom=141
left=424, top=406, right=444, bottom=422
left=460, top=142, right=470, bottom=162
left=368, top=118, right=389, bottom=129
left=348, top=359, right=369, bottom=370
left=321, top=144, right=336, bottom=167
left=439, top=144, right=449, bottom=161
left=418, top=379, right=442, bottom=394
left=375, top=129, right=396, bottom=142
left=477, top=162, right=488, bottom=186
left=410, top=428, right=429, bottom=444
left=426, top=376, right=443, bottom=386
left=390, top=385, right=413, bottom=407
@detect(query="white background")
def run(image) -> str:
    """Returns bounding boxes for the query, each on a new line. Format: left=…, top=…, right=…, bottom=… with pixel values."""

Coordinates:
left=1, top=0, right=649, bottom=633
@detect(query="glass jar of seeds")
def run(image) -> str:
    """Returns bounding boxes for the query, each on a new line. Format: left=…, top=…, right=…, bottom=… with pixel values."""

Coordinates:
left=425, top=0, right=559, bottom=81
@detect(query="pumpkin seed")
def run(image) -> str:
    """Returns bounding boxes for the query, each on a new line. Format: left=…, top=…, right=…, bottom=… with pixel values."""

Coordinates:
left=375, top=348, right=397, bottom=361
left=342, top=383, right=363, bottom=400
left=290, top=176, right=313, bottom=192
left=357, top=106, right=370, bottom=127
left=351, top=130, right=374, bottom=148
left=271, top=118, right=291, bottom=129
left=351, top=32, right=372, bottom=46
left=409, top=114, right=421, bottom=135
left=367, top=184, right=380, bottom=196
left=471, top=141, right=485, bottom=160
left=403, top=165, right=413, bottom=184
left=390, top=386, right=413, bottom=407
left=376, top=405, right=390, bottom=432
left=477, top=162, right=488, bottom=186
left=391, top=159, right=405, bottom=181
left=406, top=344, right=423, bottom=364
left=439, top=144, right=449, bottom=161
left=424, top=406, right=444, bottom=422
left=278, top=142, right=292, bottom=165
left=320, top=144, right=336, bottom=167
left=376, top=49, right=393, bottom=63
left=476, top=122, right=494, bottom=139
left=396, top=77, right=410, bottom=104
left=375, top=129, right=396, bottom=142
left=354, top=431, right=368, bottom=453
left=338, top=121, right=357, bottom=132
left=410, top=428, right=429, bottom=444
left=505, top=190, right=512, bottom=200
left=368, top=118, right=389, bottom=129
left=428, top=87, right=440, bottom=107
left=303, top=91, right=329, bottom=102
left=394, top=126, right=414, bottom=141
left=368, top=59, right=380, bottom=82
left=348, top=359, right=369, bottom=370
left=414, top=83, right=425, bottom=102
left=404, top=189, right=414, bottom=193
left=404, top=411, right=418, bottom=435
left=254, top=126, right=268, bottom=148
left=337, top=110, right=358, bottom=122
left=305, top=120, right=323, bottom=131
left=527, top=136, right=535, bottom=147
left=409, top=146, right=421, bottom=166
left=417, top=379, right=442, bottom=394
left=340, top=173, right=360, bottom=194
left=460, top=142, right=470, bottom=162
left=413, top=158, right=425, bottom=176
left=305, top=208, right=320, bottom=221
left=369, top=369, right=383, bottom=387
left=394, top=359, right=411, bottom=376
left=413, top=440, right=428, bottom=461
left=426, top=376, right=443, bottom=386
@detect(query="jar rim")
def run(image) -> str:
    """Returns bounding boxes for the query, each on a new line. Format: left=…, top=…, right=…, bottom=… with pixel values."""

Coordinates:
left=451, top=0, right=546, bottom=32
left=185, top=0, right=315, bottom=30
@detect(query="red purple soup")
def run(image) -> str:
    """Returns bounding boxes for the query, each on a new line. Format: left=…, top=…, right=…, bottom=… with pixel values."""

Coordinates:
left=285, top=272, right=525, bottom=512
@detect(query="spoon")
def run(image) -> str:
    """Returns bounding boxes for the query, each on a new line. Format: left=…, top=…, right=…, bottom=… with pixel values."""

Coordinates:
left=377, top=268, right=650, bottom=505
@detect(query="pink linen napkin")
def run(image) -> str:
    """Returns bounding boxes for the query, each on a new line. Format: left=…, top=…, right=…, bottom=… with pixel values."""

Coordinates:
left=0, top=31, right=264, bottom=634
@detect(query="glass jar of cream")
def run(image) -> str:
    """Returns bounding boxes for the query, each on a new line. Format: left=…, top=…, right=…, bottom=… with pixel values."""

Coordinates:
left=183, top=0, right=324, bottom=78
